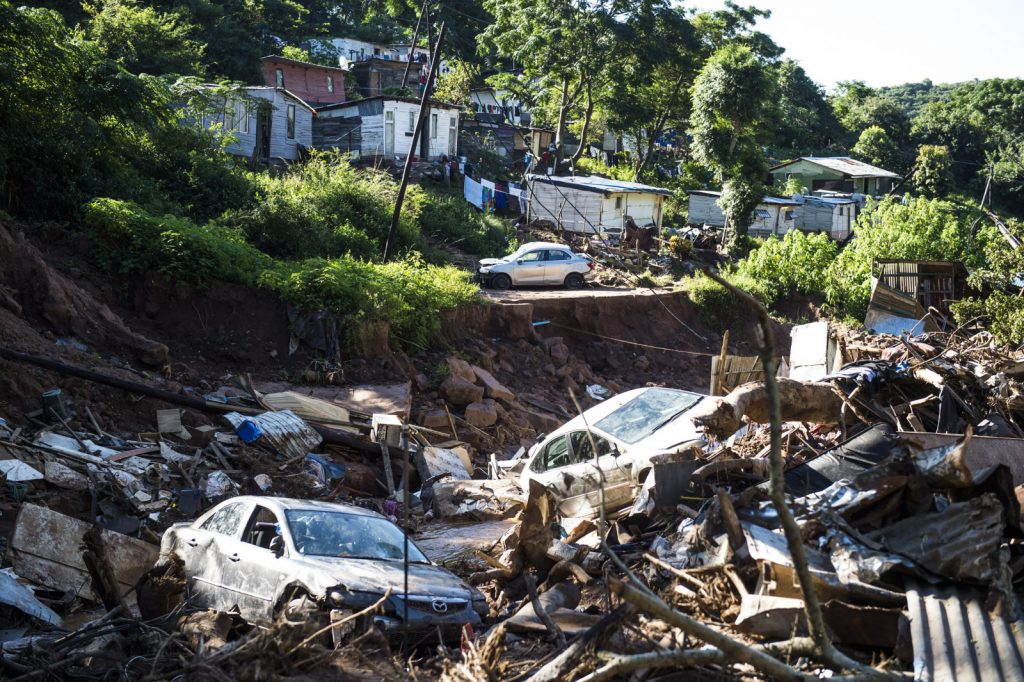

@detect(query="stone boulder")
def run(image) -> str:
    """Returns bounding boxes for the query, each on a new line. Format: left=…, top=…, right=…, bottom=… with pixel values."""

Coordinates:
left=446, top=356, right=477, bottom=383
left=441, top=376, right=485, bottom=406
left=472, top=365, right=515, bottom=402
left=464, top=400, right=498, bottom=428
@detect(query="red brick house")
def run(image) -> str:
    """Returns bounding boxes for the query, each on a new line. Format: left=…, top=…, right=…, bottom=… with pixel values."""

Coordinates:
left=259, top=55, right=346, bottom=107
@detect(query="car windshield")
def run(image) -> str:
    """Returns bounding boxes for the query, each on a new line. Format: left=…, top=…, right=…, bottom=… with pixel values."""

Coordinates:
left=593, top=388, right=702, bottom=445
left=285, top=510, right=429, bottom=563
left=504, top=244, right=538, bottom=261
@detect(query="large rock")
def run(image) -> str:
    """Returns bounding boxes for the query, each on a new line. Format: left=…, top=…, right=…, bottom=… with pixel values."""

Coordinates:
left=446, top=356, right=477, bottom=383
left=548, top=342, right=570, bottom=367
left=464, top=400, right=498, bottom=428
left=441, top=376, right=485, bottom=406
left=416, top=408, right=450, bottom=430
left=473, top=365, right=515, bottom=402
left=518, top=406, right=562, bottom=434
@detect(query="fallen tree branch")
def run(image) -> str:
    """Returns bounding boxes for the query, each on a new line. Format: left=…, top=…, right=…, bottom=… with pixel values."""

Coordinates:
left=525, top=573, right=566, bottom=648
left=524, top=605, right=631, bottom=682
left=690, top=378, right=846, bottom=439
left=576, top=647, right=725, bottom=682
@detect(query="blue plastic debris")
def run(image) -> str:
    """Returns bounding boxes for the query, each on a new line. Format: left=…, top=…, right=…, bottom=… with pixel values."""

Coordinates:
left=235, top=419, right=263, bottom=443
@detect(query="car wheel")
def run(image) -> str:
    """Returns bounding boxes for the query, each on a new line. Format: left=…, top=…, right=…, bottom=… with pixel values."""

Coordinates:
left=564, top=273, right=585, bottom=289
left=491, top=273, right=512, bottom=290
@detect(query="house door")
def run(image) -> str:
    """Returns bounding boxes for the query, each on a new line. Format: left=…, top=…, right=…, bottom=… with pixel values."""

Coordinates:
left=448, top=116, right=457, bottom=157
left=384, top=110, right=394, bottom=156
left=255, top=107, right=271, bottom=163
left=420, top=107, right=431, bottom=159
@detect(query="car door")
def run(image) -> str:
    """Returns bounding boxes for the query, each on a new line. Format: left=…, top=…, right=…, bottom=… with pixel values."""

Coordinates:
left=217, top=504, right=293, bottom=622
left=185, top=500, right=250, bottom=610
left=543, top=249, right=572, bottom=284
left=512, top=249, right=547, bottom=285
left=528, top=431, right=632, bottom=517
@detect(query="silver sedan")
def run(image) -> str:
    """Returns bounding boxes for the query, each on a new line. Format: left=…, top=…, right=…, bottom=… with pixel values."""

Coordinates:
left=157, top=496, right=487, bottom=640
left=477, top=241, right=595, bottom=289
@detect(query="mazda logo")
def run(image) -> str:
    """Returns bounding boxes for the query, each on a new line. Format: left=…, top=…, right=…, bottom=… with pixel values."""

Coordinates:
left=431, top=600, right=448, bottom=613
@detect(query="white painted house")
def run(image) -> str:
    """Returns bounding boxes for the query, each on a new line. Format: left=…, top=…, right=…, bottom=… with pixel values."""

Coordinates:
left=469, top=87, right=529, bottom=125
left=199, top=86, right=315, bottom=164
left=313, top=96, right=460, bottom=161
left=687, top=190, right=859, bottom=240
left=527, top=174, right=672, bottom=235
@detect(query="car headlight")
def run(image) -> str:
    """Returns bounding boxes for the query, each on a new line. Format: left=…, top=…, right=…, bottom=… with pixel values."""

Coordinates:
left=479, top=266, right=492, bottom=274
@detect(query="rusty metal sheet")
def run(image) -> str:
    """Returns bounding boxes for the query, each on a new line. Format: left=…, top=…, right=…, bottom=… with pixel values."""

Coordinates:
left=906, top=582, right=1024, bottom=682
left=901, top=432, right=1024, bottom=487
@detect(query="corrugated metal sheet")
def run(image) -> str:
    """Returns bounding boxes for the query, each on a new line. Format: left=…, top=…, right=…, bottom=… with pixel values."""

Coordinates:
left=906, top=582, right=1024, bottom=682
left=771, top=156, right=900, bottom=178
left=223, top=410, right=322, bottom=460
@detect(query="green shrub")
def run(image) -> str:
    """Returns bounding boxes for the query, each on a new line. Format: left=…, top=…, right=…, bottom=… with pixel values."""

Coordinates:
left=261, top=255, right=478, bottom=348
left=222, top=151, right=419, bottom=260
left=825, top=196, right=987, bottom=320
left=416, top=186, right=511, bottom=257
left=685, top=270, right=773, bottom=328
left=733, top=229, right=837, bottom=307
left=84, top=197, right=272, bottom=283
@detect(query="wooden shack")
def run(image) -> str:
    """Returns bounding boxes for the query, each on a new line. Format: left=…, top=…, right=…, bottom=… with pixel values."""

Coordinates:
left=314, top=96, right=460, bottom=161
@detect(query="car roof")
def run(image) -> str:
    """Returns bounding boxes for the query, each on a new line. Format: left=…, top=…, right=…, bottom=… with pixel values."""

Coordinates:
left=539, top=386, right=705, bottom=443
left=519, top=241, right=572, bottom=251
left=214, top=495, right=385, bottom=520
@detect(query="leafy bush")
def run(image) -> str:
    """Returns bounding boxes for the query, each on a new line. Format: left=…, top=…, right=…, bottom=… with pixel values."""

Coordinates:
left=260, top=256, right=478, bottom=349
left=84, top=197, right=272, bottom=283
left=685, top=270, right=774, bottom=328
left=416, top=186, right=511, bottom=257
left=84, top=198, right=478, bottom=349
left=221, top=152, right=419, bottom=260
left=825, top=196, right=987, bottom=320
left=733, top=229, right=837, bottom=306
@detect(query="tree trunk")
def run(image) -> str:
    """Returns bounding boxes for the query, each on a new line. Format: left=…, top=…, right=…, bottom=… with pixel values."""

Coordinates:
left=555, top=78, right=570, bottom=166
left=569, top=80, right=594, bottom=165
left=632, top=72, right=688, bottom=181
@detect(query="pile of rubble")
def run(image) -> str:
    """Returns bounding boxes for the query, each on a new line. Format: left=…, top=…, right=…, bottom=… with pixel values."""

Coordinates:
left=1, top=320, right=1023, bottom=681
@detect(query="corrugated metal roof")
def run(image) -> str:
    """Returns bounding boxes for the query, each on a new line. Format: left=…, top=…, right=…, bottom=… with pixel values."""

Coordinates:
left=686, top=190, right=801, bottom=206
left=771, top=156, right=901, bottom=179
left=528, top=174, right=673, bottom=196
left=906, top=581, right=1024, bottom=682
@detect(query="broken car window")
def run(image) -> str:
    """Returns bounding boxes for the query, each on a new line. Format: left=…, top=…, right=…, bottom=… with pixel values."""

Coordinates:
left=593, top=388, right=702, bottom=445
left=200, top=502, right=245, bottom=537
left=570, top=431, right=613, bottom=460
left=242, top=505, right=281, bottom=550
left=284, top=510, right=429, bottom=563
left=540, top=434, right=571, bottom=470
left=520, top=250, right=545, bottom=262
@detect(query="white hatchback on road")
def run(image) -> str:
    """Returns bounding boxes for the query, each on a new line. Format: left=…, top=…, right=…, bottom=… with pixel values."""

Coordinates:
left=477, top=241, right=595, bottom=290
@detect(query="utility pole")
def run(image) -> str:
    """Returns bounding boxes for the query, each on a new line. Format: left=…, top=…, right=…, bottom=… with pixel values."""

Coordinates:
left=382, top=22, right=446, bottom=262
left=401, top=0, right=428, bottom=90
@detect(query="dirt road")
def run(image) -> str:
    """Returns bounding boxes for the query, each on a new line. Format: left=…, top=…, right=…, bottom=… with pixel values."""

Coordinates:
left=480, top=284, right=679, bottom=302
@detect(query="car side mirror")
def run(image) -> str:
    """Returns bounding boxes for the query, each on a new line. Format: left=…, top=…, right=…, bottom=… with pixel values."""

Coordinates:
left=270, top=534, right=285, bottom=557
left=516, top=258, right=524, bottom=264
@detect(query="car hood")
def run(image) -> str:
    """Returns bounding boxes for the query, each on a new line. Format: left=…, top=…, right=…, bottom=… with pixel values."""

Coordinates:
left=478, top=258, right=505, bottom=267
left=303, top=556, right=477, bottom=599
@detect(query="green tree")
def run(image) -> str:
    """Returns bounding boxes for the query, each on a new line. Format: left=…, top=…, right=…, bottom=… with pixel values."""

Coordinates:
left=689, top=43, right=775, bottom=245
left=912, top=144, right=954, bottom=197
left=480, top=0, right=613, bottom=164
left=85, top=0, right=205, bottom=76
left=851, top=125, right=899, bottom=172
left=826, top=196, right=986, bottom=319
left=433, top=58, right=478, bottom=108
left=767, top=59, right=841, bottom=154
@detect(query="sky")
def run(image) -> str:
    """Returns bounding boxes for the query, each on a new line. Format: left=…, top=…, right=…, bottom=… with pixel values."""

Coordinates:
left=686, top=0, right=1024, bottom=91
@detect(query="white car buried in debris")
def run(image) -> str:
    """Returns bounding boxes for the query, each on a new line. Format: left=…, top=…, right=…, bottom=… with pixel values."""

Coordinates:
left=476, top=241, right=595, bottom=290
left=520, top=387, right=710, bottom=517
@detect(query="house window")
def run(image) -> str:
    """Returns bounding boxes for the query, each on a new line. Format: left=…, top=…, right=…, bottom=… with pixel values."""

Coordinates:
left=431, top=113, right=438, bottom=138
left=236, top=100, right=249, bottom=133
left=275, top=68, right=284, bottom=88
left=326, top=75, right=334, bottom=93
left=408, top=110, right=415, bottom=132
left=755, top=209, right=772, bottom=219
left=615, top=197, right=622, bottom=209
left=287, top=103, right=296, bottom=139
